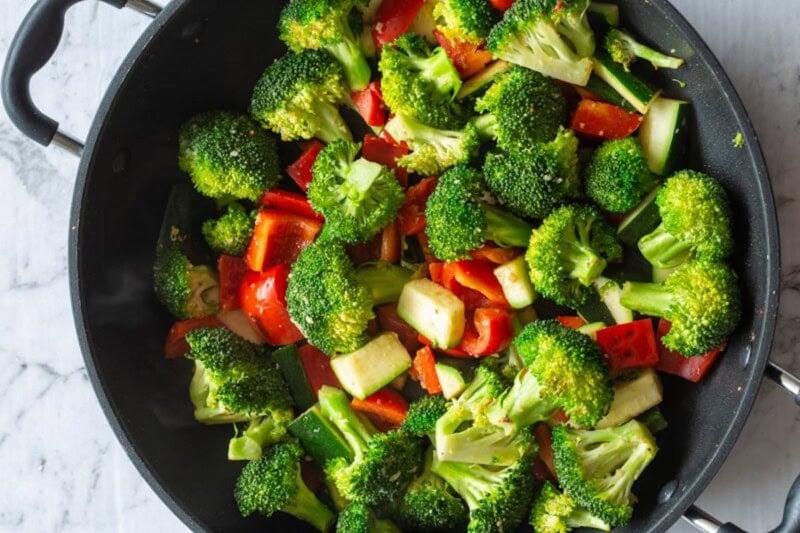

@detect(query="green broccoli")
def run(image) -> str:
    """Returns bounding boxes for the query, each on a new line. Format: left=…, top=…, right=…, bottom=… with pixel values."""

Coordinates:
left=585, top=137, right=658, bottom=213
left=379, top=33, right=465, bottom=129
left=638, top=170, right=733, bottom=269
left=394, top=448, right=469, bottom=531
left=605, top=28, right=684, bottom=72
left=431, top=444, right=536, bottom=533
left=308, top=141, right=404, bottom=244
left=487, top=0, right=595, bottom=86
left=278, top=0, right=372, bottom=91
left=433, top=0, right=501, bottom=44
left=336, top=502, right=400, bottom=533
left=483, top=128, right=581, bottom=219
left=529, top=481, right=610, bottom=533
left=234, top=442, right=335, bottom=531
left=383, top=114, right=481, bottom=175
left=354, top=262, right=414, bottom=306
left=201, top=203, right=255, bottom=256
left=472, top=66, right=567, bottom=152
left=552, top=420, right=658, bottom=527
left=184, top=328, right=294, bottom=460
left=525, top=204, right=622, bottom=308
left=402, top=394, right=449, bottom=437
left=178, top=111, right=280, bottom=201
left=153, top=245, right=219, bottom=319
left=619, top=260, right=741, bottom=356
left=319, top=386, right=422, bottom=506
left=250, top=50, right=352, bottom=143
left=425, top=165, right=533, bottom=261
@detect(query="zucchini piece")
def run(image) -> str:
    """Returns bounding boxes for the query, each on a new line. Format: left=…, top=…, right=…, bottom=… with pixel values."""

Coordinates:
left=330, top=332, right=413, bottom=399
left=638, top=407, right=668, bottom=434
left=272, top=345, right=315, bottom=411
left=397, top=279, right=466, bottom=348
left=617, top=185, right=662, bottom=248
left=597, top=368, right=663, bottom=429
left=577, top=321, right=606, bottom=340
left=593, top=276, right=634, bottom=324
left=288, top=405, right=353, bottom=465
left=494, top=256, right=537, bottom=309
left=457, top=60, right=512, bottom=100
left=639, top=97, right=691, bottom=175
left=593, top=51, right=660, bottom=114
left=588, top=2, right=620, bottom=26
left=355, top=262, right=414, bottom=306
left=585, top=75, right=637, bottom=112
left=435, top=363, right=466, bottom=399
left=577, top=289, right=615, bottom=325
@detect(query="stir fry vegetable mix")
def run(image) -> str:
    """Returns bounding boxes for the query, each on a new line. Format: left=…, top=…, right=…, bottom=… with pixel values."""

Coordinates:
left=154, top=1, right=741, bottom=531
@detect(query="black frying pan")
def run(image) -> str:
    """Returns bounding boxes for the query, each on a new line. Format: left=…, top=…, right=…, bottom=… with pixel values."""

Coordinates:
left=3, top=1, right=800, bottom=531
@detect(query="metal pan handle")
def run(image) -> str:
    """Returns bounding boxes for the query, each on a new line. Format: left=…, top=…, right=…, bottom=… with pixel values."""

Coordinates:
left=684, top=361, right=800, bottom=533
left=1, top=0, right=161, bottom=157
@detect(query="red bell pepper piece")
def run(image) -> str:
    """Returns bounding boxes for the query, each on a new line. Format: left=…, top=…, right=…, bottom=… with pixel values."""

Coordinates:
left=373, top=0, right=425, bottom=49
left=164, top=316, right=224, bottom=358
left=433, top=30, right=494, bottom=79
left=489, top=0, right=516, bottom=11
left=218, top=255, right=248, bottom=311
left=458, top=307, right=514, bottom=356
left=533, top=423, right=557, bottom=479
left=286, top=140, right=325, bottom=191
left=656, top=319, right=726, bottom=382
left=244, top=209, right=322, bottom=272
left=596, top=319, right=659, bottom=373
left=377, top=304, right=422, bottom=353
left=428, top=262, right=444, bottom=284
left=297, top=344, right=341, bottom=396
left=380, top=221, right=401, bottom=263
left=571, top=99, right=644, bottom=139
left=239, top=265, right=304, bottom=346
left=258, top=189, right=323, bottom=222
left=439, top=263, right=491, bottom=310
left=413, top=346, right=442, bottom=394
left=469, top=244, right=521, bottom=264
left=362, top=133, right=410, bottom=187
left=556, top=315, right=588, bottom=330
left=447, top=259, right=509, bottom=307
left=397, top=177, right=438, bottom=236
left=351, top=387, right=409, bottom=427
left=351, top=81, right=387, bottom=127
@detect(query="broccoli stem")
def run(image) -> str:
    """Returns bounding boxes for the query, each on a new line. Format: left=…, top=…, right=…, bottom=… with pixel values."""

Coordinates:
left=416, top=48, right=463, bottom=97
left=319, top=386, right=373, bottom=458
left=619, top=281, right=674, bottom=319
left=638, top=223, right=692, bottom=268
left=327, top=38, right=372, bottom=92
left=498, top=369, right=556, bottom=428
left=483, top=204, right=533, bottom=248
left=564, top=242, right=606, bottom=287
left=471, top=113, right=498, bottom=140
left=430, top=459, right=487, bottom=510
left=285, top=468, right=337, bottom=532
left=616, top=31, right=684, bottom=70
left=228, top=417, right=281, bottom=461
left=313, top=101, right=354, bottom=143
left=355, top=262, right=413, bottom=306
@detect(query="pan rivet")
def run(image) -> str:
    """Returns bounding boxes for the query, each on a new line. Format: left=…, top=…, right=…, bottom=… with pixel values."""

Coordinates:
left=657, top=480, right=678, bottom=503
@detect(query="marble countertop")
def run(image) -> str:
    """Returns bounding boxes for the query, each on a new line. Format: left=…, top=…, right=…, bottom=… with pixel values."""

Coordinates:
left=1, top=1, right=799, bottom=531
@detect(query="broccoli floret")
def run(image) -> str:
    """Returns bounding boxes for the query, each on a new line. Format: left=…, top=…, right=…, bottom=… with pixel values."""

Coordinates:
left=552, top=420, right=658, bottom=527
left=431, top=445, right=536, bottom=533
left=319, top=386, right=422, bottom=506
left=185, top=328, right=294, bottom=459
left=504, top=320, right=613, bottom=427
left=433, top=0, right=501, bottom=44
left=472, top=66, right=567, bottom=152
left=383, top=114, right=481, bottom=175
left=529, top=481, right=610, bottom=533
left=354, top=262, right=414, bottom=306
left=201, top=203, right=255, bottom=256
left=178, top=111, right=280, bottom=201
left=487, top=0, right=595, bottom=86
left=638, top=170, right=733, bottom=269
left=309, top=141, right=404, bottom=244
left=585, top=137, right=657, bottom=213
left=483, top=128, right=581, bottom=219
left=153, top=245, right=219, bottom=319
left=425, top=165, right=533, bottom=261
left=402, top=394, right=449, bottom=437
left=526, top=204, right=622, bottom=308
left=234, top=442, right=335, bottom=531
left=605, top=28, right=684, bottom=72
left=619, top=260, right=741, bottom=356
left=337, top=502, right=400, bottom=533
left=286, top=239, right=374, bottom=355
left=379, top=33, right=465, bottom=129
left=278, top=0, right=372, bottom=90
left=250, top=50, right=352, bottom=143
left=394, top=448, right=469, bottom=531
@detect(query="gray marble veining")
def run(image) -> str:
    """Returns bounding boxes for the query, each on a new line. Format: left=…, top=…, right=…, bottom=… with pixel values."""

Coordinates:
left=0, top=1, right=798, bottom=531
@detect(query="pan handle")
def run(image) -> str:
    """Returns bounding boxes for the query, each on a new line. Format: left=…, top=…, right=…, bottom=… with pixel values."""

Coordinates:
left=1, top=0, right=161, bottom=156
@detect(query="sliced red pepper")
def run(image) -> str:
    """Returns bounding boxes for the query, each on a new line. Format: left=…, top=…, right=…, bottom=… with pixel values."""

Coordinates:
left=533, top=457, right=556, bottom=484
left=373, top=0, right=426, bottom=49
left=413, top=346, right=442, bottom=394
left=380, top=221, right=401, bottom=263
left=571, top=99, right=644, bottom=139
left=218, top=255, right=248, bottom=311
left=239, top=265, right=304, bottom=346
left=417, top=333, right=469, bottom=358
left=428, top=262, right=444, bottom=284
left=596, top=318, right=659, bottom=374
left=397, top=177, right=438, bottom=236
left=244, top=209, right=322, bottom=272
left=377, top=304, right=422, bottom=353
left=297, top=344, right=341, bottom=396
left=440, top=263, right=491, bottom=310
left=656, top=319, right=726, bottom=382
left=258, top=189, right=323, bottom=222
left=533, top=423, right=557, bottom=480
left=458, top=307, right=514, bottom=356
left=287, top=140, right=325, bottom=191
left=556, top=316, right=587, bottom=330
left=351, top=387, right=409, bottom=427
left=573, top=85, right=601, bottom=102
left=448, top=259, right=509, bottom=307
left=489, top=0, right=516, bottom=11
left=433, top=30, right=494, bottom=79
left=469, top=244, right=521, bottom=265
left=164, top=316, right=224, bottom=358
left=347, top=233, right=383, bottom=266
left=351, top=81, right=387, bottom=127
left=362, top=133, right=410, bottom=187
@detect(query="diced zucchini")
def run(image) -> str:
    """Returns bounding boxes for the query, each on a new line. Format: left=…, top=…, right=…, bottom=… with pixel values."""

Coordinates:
left=494, top=256, right=537, bottom=309
left=593, top=51, right=660, bottom=114
left=593, top=276, right=634, bottom=324
left=577, top=289, right=615, bottom=325
left=577, top=321, right=606, bottom=340
left=272, top=345, right=316, bottom=411
left=355, top=262, right=414, bottom=306
left=597, top=368, right=663, bottom=428
left=638, top=407, right=668, bottom=434
left=639, top=97, right=691, bottom=175
left=617, top=185, right=662, bottom=248
left=588, top=2, right=620, bottom=26
left=288, top=405, right=353, bottom=465
left=457, top=60, right=512, bottom=100
left=435, top=363, right=466, bottom=399
left=585, top=75, right=637, bottom=112
left=397, top=279, right=466, bottom=348
left=330, top=332, right=413, bottom=400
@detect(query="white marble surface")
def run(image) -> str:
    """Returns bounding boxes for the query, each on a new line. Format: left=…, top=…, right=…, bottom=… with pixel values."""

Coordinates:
left=0, top=1, right=799, bottom=531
